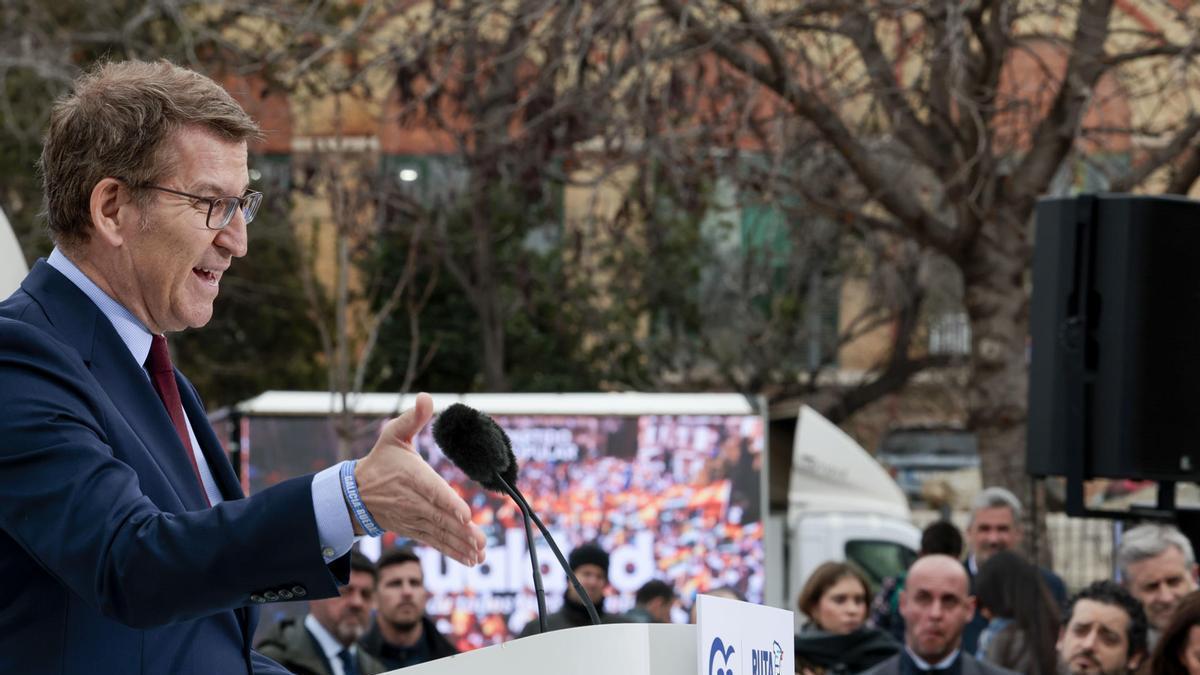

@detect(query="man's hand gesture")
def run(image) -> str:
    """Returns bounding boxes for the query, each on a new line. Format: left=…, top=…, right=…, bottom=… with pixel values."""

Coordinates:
left=354, top=393, right=486, bottom=566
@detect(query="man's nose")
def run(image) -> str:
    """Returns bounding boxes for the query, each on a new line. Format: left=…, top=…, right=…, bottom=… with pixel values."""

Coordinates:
left=215, top=213, right=249, bottom=258
left=1078, top=629, right=1099, bottom=650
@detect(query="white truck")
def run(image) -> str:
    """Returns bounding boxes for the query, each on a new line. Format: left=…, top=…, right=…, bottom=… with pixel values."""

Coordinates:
left=770, top=406, right=919, bottom=627
left=0, top=205, right=29, bottom=297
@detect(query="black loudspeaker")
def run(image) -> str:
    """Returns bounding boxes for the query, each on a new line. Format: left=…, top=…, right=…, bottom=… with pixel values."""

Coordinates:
left=1028, top=194, right=1200, bottom=481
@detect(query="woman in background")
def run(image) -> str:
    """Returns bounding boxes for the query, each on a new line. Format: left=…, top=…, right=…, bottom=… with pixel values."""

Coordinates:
left=973, top=550, right=1060, bottom=675
left=794, top=562, right=897, bottom=675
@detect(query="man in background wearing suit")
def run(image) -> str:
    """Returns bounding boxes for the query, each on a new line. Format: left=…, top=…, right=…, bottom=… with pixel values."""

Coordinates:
left=856, top=555, right=1017, bottom=675
left=257, top=552, right=387, bottom=675
left=0, top=59, right=485, bottom=674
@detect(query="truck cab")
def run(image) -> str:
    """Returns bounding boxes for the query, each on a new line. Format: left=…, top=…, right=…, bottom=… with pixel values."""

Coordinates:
left=777, top=406, right=919, bottom=627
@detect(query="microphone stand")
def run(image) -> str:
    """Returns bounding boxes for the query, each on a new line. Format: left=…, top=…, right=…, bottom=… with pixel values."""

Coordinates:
left=503, top=479, right=548, bottom=632
left=495, top=473, right=601, bottom=626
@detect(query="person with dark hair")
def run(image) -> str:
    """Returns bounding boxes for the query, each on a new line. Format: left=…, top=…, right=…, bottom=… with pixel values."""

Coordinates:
left=0, top=59, right=485, bottom=674
left=871, top=520, right=964, bottom=642
left=923, top=521, right=966, bottom=558
left=794, top=562, right=898, bottom=675
left=960, top=488, right=1067, bottom=653
left=518, top=541, right=621, bottom=636
left=1056, top=580, right=1149, bottom=675
left=625, top=579, right=677, bottom=623
left=973, top=550, right=1060, bottom=675
left=257, top=552, right=386, bottom=675
left=359, top=548, right=457, bottom=669
left=857, top=555, right=1017, bottom=675
left=1146, top=590, right=1200, bottom=675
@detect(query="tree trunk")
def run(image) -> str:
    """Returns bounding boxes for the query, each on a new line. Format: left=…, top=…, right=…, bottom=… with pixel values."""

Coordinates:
left=962, top=226, right=1051, bottom=566
left=479, top=303, right=508, bottom=392
left=470, top=173, right=509, bottom=392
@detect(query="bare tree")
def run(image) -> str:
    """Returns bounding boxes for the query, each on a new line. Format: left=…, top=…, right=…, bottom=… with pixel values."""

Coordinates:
left=646, top=0, right=1200, bottom=526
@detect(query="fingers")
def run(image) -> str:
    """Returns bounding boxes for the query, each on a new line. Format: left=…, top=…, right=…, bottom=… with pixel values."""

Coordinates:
left=393, top=495, right=486, bottom=566
left=361, top=392, right=487, bottom=565
left=402, top=519, right=486, bottom=567
left=414, top=466, right=487, bottom=562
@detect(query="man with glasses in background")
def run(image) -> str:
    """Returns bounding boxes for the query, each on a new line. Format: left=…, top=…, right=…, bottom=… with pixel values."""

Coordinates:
left=0, top=60, right=486, bottom=674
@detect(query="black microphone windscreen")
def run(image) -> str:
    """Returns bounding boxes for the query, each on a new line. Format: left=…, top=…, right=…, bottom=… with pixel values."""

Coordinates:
left=432, top=403, right=517, bottom=492
left=485, top=416, right=519, bottom=491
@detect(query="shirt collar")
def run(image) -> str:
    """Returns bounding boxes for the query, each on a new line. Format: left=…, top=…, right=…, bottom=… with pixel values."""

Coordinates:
left=907, top=646, right=960, bottom=671
left=47, top=248, right=154, bottom=366
left=304, top=613, right=355, bottom=662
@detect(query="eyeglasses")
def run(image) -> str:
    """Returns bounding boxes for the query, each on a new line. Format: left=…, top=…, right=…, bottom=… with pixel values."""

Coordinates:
left=134, top=183, right=264, bottom=230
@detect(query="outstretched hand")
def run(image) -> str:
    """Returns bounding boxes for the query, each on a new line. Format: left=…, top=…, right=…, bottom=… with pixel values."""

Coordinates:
left=354, top=393, right=486, bottom=566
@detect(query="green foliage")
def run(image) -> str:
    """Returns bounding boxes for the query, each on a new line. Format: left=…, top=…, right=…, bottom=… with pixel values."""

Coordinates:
left=366, top=170, right=600, bottom=393
left=578, top=157, right=845, bottom=392
left=0, top=68, right=58, bottom=262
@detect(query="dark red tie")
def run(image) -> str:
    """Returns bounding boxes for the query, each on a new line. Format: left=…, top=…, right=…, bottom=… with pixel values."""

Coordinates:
left=147, top=335, right=210, bottom=506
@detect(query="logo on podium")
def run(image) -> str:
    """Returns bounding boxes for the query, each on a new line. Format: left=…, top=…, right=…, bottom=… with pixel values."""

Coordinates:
left=708, top=637, right=736, bottom=675
left=696, top=595, right=792, bottom=675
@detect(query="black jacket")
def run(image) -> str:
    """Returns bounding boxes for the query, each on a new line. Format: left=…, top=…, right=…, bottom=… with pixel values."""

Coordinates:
left=517, top=593, right=622, bottom=637
left=856, top=650, right=1020, bottom=675
left=794, top=625, right=899, bottom=675
left=359, top=615, right=458, bottom=670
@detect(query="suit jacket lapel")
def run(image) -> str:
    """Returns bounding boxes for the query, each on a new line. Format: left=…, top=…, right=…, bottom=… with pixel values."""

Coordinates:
left=178, top=375, right=244, bottom=500
left=20, top=260, right=209, bottom=512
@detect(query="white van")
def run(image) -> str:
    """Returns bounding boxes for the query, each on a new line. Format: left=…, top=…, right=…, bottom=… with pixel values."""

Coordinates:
left=778, top=407, right=919, bottom=627
left=0, top=205, right=28, bottom=297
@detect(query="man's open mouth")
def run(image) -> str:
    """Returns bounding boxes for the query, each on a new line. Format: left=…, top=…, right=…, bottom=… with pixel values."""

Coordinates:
left=193, top=267, right=220, bottom=286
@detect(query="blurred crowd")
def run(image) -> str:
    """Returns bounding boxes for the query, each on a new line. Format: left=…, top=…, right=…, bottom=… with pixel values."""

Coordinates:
left=795, top=486, right=1200, bottom=675
left=257, top=480, right=1200, bottom=675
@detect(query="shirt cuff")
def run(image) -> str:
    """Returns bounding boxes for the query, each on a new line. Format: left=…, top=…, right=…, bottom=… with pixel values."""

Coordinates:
left=312, top=462, right=356, bottom=563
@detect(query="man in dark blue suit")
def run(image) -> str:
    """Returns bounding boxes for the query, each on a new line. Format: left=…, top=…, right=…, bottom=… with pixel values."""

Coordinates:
left=0, top=60, right=486, bottom=674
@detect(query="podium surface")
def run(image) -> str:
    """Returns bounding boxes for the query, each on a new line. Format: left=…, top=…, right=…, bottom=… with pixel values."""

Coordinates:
left=392, top=623, right=697, bottom=675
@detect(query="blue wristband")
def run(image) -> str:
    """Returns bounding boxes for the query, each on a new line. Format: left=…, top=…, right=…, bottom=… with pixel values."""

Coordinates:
left=340, top=460, right=384, bottom=538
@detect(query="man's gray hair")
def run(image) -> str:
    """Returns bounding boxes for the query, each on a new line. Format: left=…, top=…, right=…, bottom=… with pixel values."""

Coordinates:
left=1116, top=523, right=1196, bottom=581
left=968, top=486, right=1023, bottom=526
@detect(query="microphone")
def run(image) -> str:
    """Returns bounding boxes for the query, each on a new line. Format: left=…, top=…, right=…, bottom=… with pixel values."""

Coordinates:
left=432, top=403, right=601, bottom=630
left=431, top=403, right=517, bottom=492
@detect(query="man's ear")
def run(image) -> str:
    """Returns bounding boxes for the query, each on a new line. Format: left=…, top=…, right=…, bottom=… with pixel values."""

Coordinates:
left=964, top=594, right=977, bottom=617
left=89, top=178, right=134, bottom=247
left=1127, top=648, right=1146, bottom=672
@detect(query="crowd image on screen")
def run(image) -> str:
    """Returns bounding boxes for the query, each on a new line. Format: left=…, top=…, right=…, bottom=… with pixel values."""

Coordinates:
left=387, top=412, right=766, bottom=649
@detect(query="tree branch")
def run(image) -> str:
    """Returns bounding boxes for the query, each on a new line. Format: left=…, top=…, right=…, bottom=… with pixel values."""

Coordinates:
left=1166, top=145, right=1200, bottom=196
left=657, top=0, right=959, bottom=254
left=1008, top=0, right=1114, bottom=219
left=1109, top=115, right=1200, bottom=192
left=840, top=7, right=951, bottom=175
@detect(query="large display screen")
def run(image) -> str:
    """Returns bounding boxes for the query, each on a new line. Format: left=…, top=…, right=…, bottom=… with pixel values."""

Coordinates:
left=241, top=409, right=765, bottom=649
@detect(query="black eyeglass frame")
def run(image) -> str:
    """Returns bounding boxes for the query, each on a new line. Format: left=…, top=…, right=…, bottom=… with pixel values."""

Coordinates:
left=131, top=183, right=263, bottom=230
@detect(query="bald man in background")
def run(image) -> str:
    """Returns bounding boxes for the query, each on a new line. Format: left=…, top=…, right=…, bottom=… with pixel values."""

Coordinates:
left=857, top=555, right=1017, bottom=675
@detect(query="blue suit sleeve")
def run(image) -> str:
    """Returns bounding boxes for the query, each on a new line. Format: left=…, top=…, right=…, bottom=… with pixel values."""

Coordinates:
left=0, top=321, right=342, bottom=628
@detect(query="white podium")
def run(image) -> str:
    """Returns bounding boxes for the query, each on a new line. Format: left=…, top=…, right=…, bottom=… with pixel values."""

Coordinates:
left=390, top=624, right=698, bottom=675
